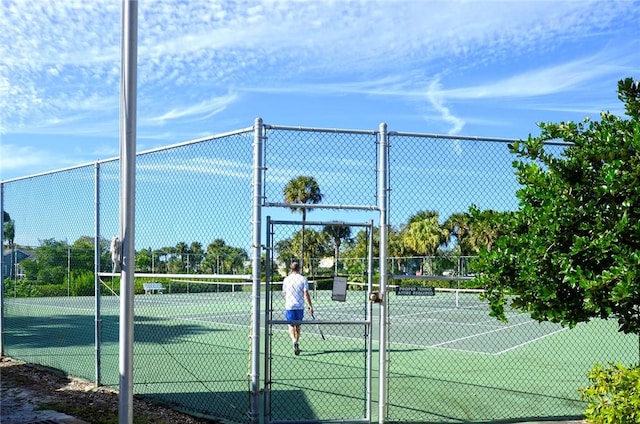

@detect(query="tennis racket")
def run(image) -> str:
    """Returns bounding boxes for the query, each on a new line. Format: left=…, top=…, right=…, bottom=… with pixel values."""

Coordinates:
left=309, top=309, right=325, bottom=340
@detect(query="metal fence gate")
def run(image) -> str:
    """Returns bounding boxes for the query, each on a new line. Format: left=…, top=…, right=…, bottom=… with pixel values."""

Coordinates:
left=264, top=217, right=376, bottom=423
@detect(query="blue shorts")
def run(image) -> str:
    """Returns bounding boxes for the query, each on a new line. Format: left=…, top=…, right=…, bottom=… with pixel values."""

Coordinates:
left=285, top=309, right=304, bottom=322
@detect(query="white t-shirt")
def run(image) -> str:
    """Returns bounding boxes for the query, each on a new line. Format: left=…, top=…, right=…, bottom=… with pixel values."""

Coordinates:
left=282, top=272, right=309, bottom=310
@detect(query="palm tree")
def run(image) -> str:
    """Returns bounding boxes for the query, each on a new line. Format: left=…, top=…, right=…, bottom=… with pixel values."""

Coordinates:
left=175, top=241, right=188, bottom=270
left=291, top=229, right=328, bottom=278
left=444, top=212, right=473, bottom=275
left=3, top=214, right=16, bottom=279
left=2, top=210, right=11, bottom=238
left=388, top=226, right=410, bottom=274
left=466, top=208, right=512, bottom=253
left=402, top=210, right=449, bottom=275
left=444, top=212, right=472, bottom=254
left=189, top=241, right=204, bottom=273
left=283, top=175, right=323, bottom=271
left=323, top=224, right=351, bottom=275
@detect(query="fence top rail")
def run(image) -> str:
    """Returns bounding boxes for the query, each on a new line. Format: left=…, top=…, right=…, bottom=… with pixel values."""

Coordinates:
left=388, top=131, right=518, bottom=143
left=1, top=161, right=99, bottom=184
left=1, top=126, right=255, bottom=184
left=264, top=123, right=378, bottom=136
left=136, top=126, right=254, bottom=157
left=264, top=202, right=378, bottom=212
left=389, top=130, right=572, bottom=146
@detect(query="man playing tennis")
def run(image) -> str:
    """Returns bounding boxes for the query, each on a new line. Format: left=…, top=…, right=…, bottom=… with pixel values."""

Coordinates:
left=282, top=262, right=314, bottom=355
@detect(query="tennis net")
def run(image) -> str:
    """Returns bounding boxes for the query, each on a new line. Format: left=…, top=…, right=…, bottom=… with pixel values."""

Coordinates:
left=339, top=281, right=486, bottom=308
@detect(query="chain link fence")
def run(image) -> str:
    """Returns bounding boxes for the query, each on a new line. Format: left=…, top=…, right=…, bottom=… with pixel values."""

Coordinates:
left=1, top=120, right=638, bottom=423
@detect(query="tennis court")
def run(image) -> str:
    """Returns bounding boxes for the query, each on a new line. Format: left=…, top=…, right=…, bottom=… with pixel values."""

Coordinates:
left=3, top=281, right=637, bottom=423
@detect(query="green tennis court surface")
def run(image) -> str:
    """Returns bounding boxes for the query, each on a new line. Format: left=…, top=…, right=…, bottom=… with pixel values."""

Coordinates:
left=4, top=287, right=637, bottom=423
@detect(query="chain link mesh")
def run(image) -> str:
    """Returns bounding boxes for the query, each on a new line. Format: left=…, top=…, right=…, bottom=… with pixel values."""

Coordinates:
left=2, top=165, right=97, bottom=381
left=263, top=127, right=379, bottom=209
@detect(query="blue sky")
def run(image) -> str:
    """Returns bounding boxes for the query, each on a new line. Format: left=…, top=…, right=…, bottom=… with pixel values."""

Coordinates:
left=1, top=0, right=639, bottom=183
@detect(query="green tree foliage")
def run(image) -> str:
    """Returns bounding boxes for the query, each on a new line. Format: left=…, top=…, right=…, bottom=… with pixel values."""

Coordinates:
left=293, top=228, right=329, bottom=274
left=475, top=78, right=640, bottom=333
left=580, top=363, right=640, bottom=423
left=71, top=236, right=95, bottom=271
left=16, top=236, right=106, bottom=293
left=136, top=247, right=154, bottom=272
left=275, top=238, right=295, bottom=268
left=342, top=227, right=379, bottom=281
left=201, top=239, right=248, bottom=274
left=19, top=239, right=67, bottom=285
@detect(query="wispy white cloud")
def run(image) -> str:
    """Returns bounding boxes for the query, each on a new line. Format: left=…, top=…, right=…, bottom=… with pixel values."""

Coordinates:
left=436, top=53, right=630, bottom=101
left=0, top=143, right=81, bottom=178
left=146, top=93, right=239, bottom=123
left=1, top=0, right=639, bottom=180
left=425, top=78, right=466, bottom=135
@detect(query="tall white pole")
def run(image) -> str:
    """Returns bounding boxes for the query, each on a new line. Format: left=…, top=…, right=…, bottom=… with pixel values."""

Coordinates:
left=119, top=1, right=138, bottom=423
left=95, top=162, right=102, bottom=386
left=378, top=123, right=389, bottom=424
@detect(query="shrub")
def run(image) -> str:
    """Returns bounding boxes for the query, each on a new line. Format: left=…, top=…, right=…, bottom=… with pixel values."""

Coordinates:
left=70, top=271, right=95, bottom=296
left=579, top=363, right=640, bottom=423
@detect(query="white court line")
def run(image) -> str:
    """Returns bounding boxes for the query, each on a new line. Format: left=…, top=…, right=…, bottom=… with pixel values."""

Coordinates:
left=5, top=300, right=94, bottom=312
left=430, top=319, right=534, bottom=347
left=495, top=327, right=568, bottom=354
left=391, top=311, right=507, bottom=329
left=387, top=339, right=498, bottom=356
left=174, top=313, right=252, bottom=330
left=390, top=308, right=484, bottom=322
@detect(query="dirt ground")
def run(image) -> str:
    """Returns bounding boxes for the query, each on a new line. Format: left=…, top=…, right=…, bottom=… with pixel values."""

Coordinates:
left=1, top=356, right=221, bottom=424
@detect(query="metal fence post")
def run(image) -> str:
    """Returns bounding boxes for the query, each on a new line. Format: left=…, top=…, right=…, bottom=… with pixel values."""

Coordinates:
left=0, top=182, right=4, bottom=356
left=94, top=161, right=102, bottom=386
left=250, top=117, right=265, bottom=423
left=378, top=123, right=390, bottom=423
